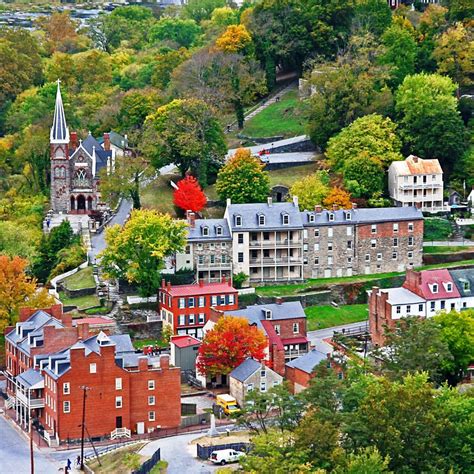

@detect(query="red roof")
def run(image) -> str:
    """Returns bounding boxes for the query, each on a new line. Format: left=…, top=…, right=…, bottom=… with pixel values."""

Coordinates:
left=161, top=282, right=237, bottom=297
left=74, top=317, right=115, bottom=326
left=261, top=320, right=284, bottom=350
left=405, top=269, right=460, bottom=300
left=281, top=336, right=309, bottom=345
left=170, top=335, right=201, bottom=348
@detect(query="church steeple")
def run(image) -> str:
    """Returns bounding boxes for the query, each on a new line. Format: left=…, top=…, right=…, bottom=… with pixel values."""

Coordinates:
left=50, top=80, right=69, bottom=144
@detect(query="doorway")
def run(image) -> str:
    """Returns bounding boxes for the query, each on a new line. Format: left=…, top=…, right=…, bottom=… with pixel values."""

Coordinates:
left=77, top=195, right=86, bottom=211
left=116, top=416, right=122, bottom=429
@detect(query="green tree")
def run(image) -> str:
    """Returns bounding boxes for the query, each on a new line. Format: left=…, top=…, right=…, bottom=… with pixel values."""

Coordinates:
left=375, top=317, right=453, bottom=385
left=380, top=24, right=417, bottom=88
left=435, top=310, right=474, bottom=384
left=149, top=18, right=201, bottom=48
left=353, top=0, right=392, bottom=37
left=289, top=172, right=330, bottom=210
left=99, top=209, right=187, bottom=296
left=443, top=0, right=474, bottom=22
left=335, top=447, right=392, bottom=474
left=184, top=0, right=227, bottom=23
left=142, top=99, right=226, bottom=185
left=326, top=114, right=402, bottom=172
left=215, top=148, right=270, bottom=203
left=151, top=48, right=191, bottom=90
left=395, top=73, right=467, bottom=172
left=343, top=152, right=385, bottom=199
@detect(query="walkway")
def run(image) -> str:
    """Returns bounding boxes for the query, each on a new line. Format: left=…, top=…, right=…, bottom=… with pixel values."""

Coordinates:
left=307, top=321, right=369, bottom=346
left=423, top=240, right=474, bottom=246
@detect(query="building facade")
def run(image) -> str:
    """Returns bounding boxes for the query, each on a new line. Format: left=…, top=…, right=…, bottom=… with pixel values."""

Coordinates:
left=388, top=155, right=444, bottom=213
left=158, top=279, right=239, bottom=338
left=50, top=82, right=116, bottom=214
left=5, top=306, right=181, bottom=444
left=369, top=268, right=474, bottom=345
left=178, top=199, right=424, bottom=284
left=229, top=358, right=283, bottom=407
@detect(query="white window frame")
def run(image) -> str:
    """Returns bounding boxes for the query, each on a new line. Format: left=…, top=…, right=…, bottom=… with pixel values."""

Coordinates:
left=148, top=395, right=156, bottom=406
left=115, top=378, right=122, bottom=390
left=198, top=296, right=205, bottom=307
left=63, top=401, right=70, bottom=413
left=148, top=380, right=155, bottom=390
left=89, top=363, right=96, bottom=374
left=293, top=323, right=299, bottom=334
left=63, top=382, right=70, bottom=395
left=149, top=411, right=155, bottom=421
left=115, top=396, right=123, bottom=409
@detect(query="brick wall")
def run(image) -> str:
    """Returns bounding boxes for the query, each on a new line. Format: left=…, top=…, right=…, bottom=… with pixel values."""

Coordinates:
left=368, top=287, right=395, bottom=346
left=285, top=366, right=311, bottom=393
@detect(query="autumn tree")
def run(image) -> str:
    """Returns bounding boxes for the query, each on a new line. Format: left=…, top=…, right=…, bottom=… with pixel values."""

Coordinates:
left=142, top=99, right=226, bottom=185
left=289, top=172, right=330, bottom=210
left=196, top=316, right=267, bottom=377
left=0, top=256, right=55, bottom=332
left=99, top=154, right=153, bottom=210
left=99, top=209, right=187, bottom=296
left=323, top=187, right=352, bottom=209
left=173, top=175, right=207, bottom=213
left=215, top=24, right=252, bottom=54
left=215, top=148, right=270, bottom=203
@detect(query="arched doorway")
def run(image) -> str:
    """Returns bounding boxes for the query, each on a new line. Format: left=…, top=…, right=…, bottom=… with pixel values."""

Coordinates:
left=87, top=196, right=93, bottom=211
left=70, top=196, right=76, bottom=210
left=77, top=195, right=86, bottom=211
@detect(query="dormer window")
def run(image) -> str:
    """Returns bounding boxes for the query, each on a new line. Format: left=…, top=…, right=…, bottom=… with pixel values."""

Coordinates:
left=432, top=284, right=438, bottom=294
left=216, top=225, right=223, bottom=236
left=235, top=215, right=242, bottom=226
left=328, top=213, right=335, bottom=222
left=463, top=281, right=470, bottom=291
left=202, top=226, right=209, bottom=236
left=445, top=282, right=453, bottom=292
left=282, top=213, right=289, bottom=225
left=309, top=214, right=315, bottom=223
left=345, top=212, right=351, bottom=220
left=263, top=309, right=272, bottom=320
left=258, top=214, right=266, bottom=226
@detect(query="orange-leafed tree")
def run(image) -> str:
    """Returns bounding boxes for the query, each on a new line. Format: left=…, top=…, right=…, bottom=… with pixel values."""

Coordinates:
left=323, top=187, right=352, bottom=210
left=0, top=255, right=55, bottom=332
left=197, top=316, right=267, bottom=377
left=215, top=24, right=252, bottom=54
left=173, top=175, right=207, bottom=213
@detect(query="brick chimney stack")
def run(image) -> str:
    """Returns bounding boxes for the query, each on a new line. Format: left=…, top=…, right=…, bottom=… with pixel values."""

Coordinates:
left=276, top=297, right=283, bottom=305
left=199, top=279, right=204, bottom=287
left=160, top=354, right=170, bottom=370
left=186, top=210, right=196, bottom=228
left=70, top=132, right=78, bottom=151
left=103, top=133, right=111, bottom=151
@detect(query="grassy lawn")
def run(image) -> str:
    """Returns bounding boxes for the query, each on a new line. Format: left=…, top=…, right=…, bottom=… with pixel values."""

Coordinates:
left=424, top=246, right=474, bottom=254
left=62, top=266, right=95, bottom=290
left=267, top=162, right=321, bottom=188
left=87, top=443, right=146, bottom=474
left=141, top=174, right=177, bottom=214
left=256, top=260, right=474, bottom=297
left=133, top=338, right=168, bottom=350
left=306, top=304, right=368, bottom=331
left=59, top=291, right=100, bottom=309
left=238, top=90, right=306, bottom=139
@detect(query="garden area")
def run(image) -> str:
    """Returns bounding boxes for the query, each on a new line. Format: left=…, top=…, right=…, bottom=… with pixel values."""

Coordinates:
left=62, top=266, right=95, bottom=290
left=305, top=304, right=368, bottom=331
left=423, top=217, right=454, bottom=241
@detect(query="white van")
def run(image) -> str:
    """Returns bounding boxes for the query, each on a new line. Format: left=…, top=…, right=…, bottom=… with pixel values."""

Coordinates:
left=209, top=448, right=246, bottom=465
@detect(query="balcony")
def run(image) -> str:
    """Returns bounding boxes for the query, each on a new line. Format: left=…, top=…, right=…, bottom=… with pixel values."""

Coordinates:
left=249, top=240, right=301, bottom=247
left=249, top=257, right=303, bottom=266
left=398, top=183, right=442, bottom=190
left=16, top=391, right=45, bottom=408
left=284, top=348, right=309, bottom=360
left=196, top=262, right=232, bottom=271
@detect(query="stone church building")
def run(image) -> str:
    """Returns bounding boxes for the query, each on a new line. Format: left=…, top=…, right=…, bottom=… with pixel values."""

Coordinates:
left=50, top=82, right=116, bottom=214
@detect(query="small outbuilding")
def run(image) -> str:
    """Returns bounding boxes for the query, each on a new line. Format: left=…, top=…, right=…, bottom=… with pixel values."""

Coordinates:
left=170, top=335, right=201, bottom=372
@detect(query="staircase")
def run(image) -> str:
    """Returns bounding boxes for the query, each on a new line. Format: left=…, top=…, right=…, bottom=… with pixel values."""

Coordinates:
left=111, top=427, right=131, bottom=440
left=5, top=396, right=15, bottom=410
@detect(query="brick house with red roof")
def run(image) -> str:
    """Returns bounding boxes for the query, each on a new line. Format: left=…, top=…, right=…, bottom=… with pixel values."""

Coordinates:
left=369, top=268, right=468, bottom=345
left=158, top=278, right=238, bottom=338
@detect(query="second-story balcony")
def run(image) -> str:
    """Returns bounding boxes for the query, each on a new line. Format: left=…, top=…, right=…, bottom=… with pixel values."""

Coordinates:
left=249, top=257, right=303, bottom=266
left=196, top=262, right=232, bottom=271
left=16, top=390, right=45, bottom=408
left=249, top=239, right=302, bottom=247
left=398, top=183, right=442, bottom=190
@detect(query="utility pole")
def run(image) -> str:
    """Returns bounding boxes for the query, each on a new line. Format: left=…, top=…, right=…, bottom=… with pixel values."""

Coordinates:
left=79, top=386, right=91, bottom=471
left=29, top=416, right=34, bottom=474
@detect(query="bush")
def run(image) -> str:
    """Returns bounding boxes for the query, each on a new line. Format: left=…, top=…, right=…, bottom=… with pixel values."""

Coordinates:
left=424, top=217, right=453, bottom=241
left=464, top=225, right=474, bottom=240
left=233, top=272, right=248, bottom=289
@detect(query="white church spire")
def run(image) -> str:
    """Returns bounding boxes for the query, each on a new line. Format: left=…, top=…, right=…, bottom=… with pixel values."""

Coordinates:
left=50, top=79, right=70, bottom=144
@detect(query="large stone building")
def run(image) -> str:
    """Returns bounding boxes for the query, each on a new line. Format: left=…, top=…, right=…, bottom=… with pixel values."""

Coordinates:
left=388, top=155, right=444, bottom=213
left=177, top=199, right=424, bottom=284
left=368, top=268, right=474, bottom=345
left=5, top=305, right=181, bottom=444
left=50, top=82, right=116, bottom=214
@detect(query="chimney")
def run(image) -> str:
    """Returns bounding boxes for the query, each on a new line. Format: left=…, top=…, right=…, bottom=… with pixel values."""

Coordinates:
left=187, top=210, right=196, bottom=228
left=332, top=204, right=339, bottom=211
left=138, top=356, right=149, bottom=372
left=103, top=133, right=111, bottom=151
left=221, top=275, right=226, bottom=283
left=167, top=281, right=171, bottom=290
left=275, top=297, right=283, bottom=305
left=293, top=195, right=299, bottom=208
left=161, top=279, right=166, bottom=289
left=78, top=323, right=90, bottom=340
left=226, top=198, right=231, bottom=207
left=267, top=197, right=272, bottom=207
left=160, top=354, right=170, bottom=370
left=61, top=312, right=72, bottom=328
left=352, top=202, right=357, bottom=210
left=199, top=279, right=204, bottom=287
left=315, top=204, right=322, bottom=214
left=412, top=156, right=418, bottom=163
left=70, top=132, right=78, bottom=151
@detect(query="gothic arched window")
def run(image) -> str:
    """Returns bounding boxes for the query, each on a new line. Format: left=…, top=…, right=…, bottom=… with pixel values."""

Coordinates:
left=74, top=169, right=88, bottom=188
left=54, top=167, right=61, bottom=178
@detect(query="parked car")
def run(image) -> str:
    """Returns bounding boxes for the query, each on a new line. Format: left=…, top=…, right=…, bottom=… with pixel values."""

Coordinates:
left=209, top=449, right=245, bottom=465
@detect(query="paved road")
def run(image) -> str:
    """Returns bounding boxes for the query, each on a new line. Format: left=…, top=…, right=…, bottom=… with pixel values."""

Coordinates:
left=89, top=198, right=133, bottom=261
left=227, top=134, right=310, bottom=157
left=307, top=320, right=369, bottom=345
left=0, top=416, right=60, bottom=473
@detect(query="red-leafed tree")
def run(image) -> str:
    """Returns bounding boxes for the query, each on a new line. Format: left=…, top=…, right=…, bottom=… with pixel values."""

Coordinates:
left=173, top=175, right=207, bottom=212
left=197, top=316, right=267, bottom=377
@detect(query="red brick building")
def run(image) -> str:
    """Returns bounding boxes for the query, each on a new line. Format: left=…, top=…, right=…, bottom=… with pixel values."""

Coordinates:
left=4, top=305, right=181, bottom=444
left=158, top=278, right=238, bottom=338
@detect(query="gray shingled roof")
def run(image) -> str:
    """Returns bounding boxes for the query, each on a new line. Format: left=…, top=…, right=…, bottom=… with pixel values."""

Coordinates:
left=81, top=134, right=112, bottom=174
left=301, top=207, right=423, bottom=227
left=187, top=219, right=232, bottom=241
left=17, top=368, right=44, bottom=388
left=449, top=268, right=474, bottom=297
left=286, top=349, right=327, bottom=374
left=226, top=202, right=303, bottom=231
left=230, top=358, right=261, bottom=382
left=97, top=131, right=128, bottom=149
left=227, top=301, right=305, bottom=322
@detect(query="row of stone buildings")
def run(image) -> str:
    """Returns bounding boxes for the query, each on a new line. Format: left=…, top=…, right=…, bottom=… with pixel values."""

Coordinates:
left=176, top=199, right=424, bottom=285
